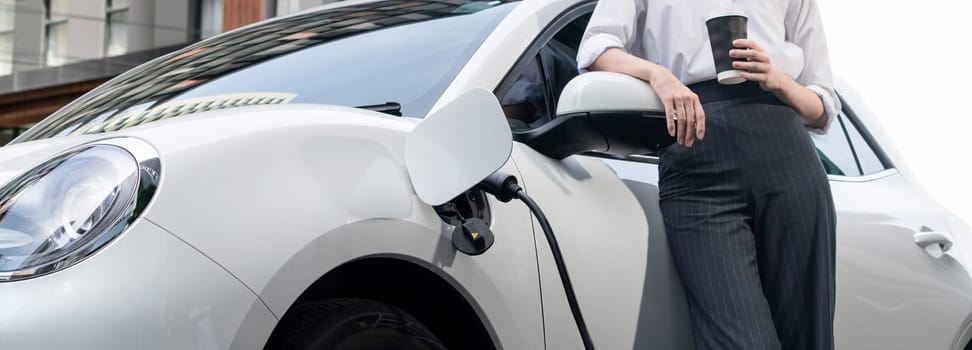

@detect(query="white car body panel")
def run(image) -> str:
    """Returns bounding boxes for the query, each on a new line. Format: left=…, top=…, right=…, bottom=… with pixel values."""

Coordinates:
left=406, top=88, right=513, bottom=206
left=510, top=144, right=695, bottom=349
left=828, top=172, right=972, bottom=349
left=121, top=104, right=544, bottom=348
left=0, top=220, right=274, bottom=349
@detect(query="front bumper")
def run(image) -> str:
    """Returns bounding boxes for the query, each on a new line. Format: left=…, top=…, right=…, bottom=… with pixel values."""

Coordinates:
left=0, top=220, right=276, bottom=349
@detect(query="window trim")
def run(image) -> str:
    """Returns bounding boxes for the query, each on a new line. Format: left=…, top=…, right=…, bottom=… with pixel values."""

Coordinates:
left=836, top=114, right=864, bottom=175
left=534, top=50, right=556, bottom=120
left=837, top=93, right=895, bottom=170
left=493, top=1, right=595, bottom=101
left=827, top=168, right=898, bottom=183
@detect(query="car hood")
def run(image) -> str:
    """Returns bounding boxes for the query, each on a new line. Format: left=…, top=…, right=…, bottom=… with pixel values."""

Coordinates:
left=0, top=103, right=420, bottom=185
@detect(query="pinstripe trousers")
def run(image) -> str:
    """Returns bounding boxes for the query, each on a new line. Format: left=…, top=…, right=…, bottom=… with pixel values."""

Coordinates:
left=658, top=81, right=837, bottom=350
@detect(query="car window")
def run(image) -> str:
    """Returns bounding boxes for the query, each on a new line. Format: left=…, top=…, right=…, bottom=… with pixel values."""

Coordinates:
left=15, top=0, right=516, bottom=143
left=498, top=56, right=551, bottom=131
left=842, top=114, right=886, bottom=174
left=496, top=12, right=586, bottom=131
left=496, top=44, right=582, bottom=131
left=810, top=114, right=861, bottom=177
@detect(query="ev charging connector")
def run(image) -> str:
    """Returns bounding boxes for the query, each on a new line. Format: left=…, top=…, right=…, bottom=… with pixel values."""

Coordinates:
left=476, top=171, right=596, bottom=350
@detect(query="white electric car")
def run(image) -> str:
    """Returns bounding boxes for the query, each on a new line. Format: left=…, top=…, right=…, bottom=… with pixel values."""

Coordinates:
left=1, top=0, right=970, bottom=349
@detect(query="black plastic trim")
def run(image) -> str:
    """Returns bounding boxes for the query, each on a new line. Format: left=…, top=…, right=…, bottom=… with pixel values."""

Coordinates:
left=512, top=112, right=608, bottom=159
left=591, top=111, right=672, bottom=156
left=837, top=93, right=895, bottom=170
left=836, top=113, right=865, bottom=175
left=513, top=111, right=672, bottom=159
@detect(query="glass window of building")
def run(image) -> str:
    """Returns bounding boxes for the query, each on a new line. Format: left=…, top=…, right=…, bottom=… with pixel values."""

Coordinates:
left=0, top=0, right=14, bottom=75
left=200, top=0, right=223, bottom=39
left=105, top=0, right=129, bottom=56
left=45, top=0, right=69, bottom=66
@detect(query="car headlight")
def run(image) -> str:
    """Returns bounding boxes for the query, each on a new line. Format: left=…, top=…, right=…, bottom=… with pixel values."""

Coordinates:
left=0, top=138, right=160, bottom=281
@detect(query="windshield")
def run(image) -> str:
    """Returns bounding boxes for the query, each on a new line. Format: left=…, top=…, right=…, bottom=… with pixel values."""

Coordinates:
left=15, top=0, right=516, bottom=143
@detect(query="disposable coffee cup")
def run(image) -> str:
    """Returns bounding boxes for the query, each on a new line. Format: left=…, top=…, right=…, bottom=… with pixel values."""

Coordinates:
left=706, top=10, right=748, bottom=85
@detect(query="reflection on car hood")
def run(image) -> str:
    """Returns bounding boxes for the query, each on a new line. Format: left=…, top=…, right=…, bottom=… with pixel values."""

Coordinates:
left=0, top=102, right=420, bottom=190
left=68, top=92, right=298, bottom=136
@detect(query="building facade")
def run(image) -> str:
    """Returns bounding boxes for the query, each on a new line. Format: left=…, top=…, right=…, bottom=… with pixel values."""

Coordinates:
left=0, top=0, right=338, bottom=144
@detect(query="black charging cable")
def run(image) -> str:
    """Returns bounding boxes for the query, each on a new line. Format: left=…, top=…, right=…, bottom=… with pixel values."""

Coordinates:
left=478, top=171, right=595, bottom=350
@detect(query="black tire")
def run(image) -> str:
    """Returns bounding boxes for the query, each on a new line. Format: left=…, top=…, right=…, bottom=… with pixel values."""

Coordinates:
left=267, top=298, right=447, bottom=350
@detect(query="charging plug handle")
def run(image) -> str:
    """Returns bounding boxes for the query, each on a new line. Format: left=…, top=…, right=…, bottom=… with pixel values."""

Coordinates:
left=478, top=172, right=520, bottom=203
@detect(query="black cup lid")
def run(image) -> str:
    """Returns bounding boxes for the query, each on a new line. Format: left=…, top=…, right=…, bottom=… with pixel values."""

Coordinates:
left=705, top=9, right=748, bottom=23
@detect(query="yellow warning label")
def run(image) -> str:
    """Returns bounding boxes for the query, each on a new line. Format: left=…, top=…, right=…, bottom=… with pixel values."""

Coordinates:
left=471, top=232, right=479, bottom=239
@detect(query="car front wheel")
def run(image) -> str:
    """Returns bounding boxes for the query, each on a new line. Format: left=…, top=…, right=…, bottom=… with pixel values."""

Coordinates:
left=267, top=298, right=446, bottom=350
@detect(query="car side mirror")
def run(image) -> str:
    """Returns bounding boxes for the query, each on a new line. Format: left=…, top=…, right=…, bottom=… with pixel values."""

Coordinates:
left=513, top=71, right=674, bottom=159
left=405, top=88, right=513, bottom=206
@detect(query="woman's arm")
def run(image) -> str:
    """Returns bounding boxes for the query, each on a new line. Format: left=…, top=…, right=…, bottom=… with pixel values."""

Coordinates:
left=788, top=0, right=842, bottom=132
left=589, top=48, right=707, bottom=147
left=576, top=0, right=704, bottom=147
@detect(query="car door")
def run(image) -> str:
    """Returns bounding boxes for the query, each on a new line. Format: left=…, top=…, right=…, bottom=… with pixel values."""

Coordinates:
left=495, top=8, right=696, bottom=349
left=817, top=109, right=972, bottom=350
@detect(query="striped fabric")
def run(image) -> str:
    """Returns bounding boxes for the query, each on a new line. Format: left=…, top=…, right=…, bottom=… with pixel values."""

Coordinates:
left=658, top=80, right=837, bottom=350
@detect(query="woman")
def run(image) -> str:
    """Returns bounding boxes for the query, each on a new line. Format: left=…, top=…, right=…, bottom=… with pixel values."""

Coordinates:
left=576, top=1, right=838, bottom=349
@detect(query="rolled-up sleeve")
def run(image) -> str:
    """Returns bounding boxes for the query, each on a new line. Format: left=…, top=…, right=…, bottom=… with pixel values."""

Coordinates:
left=576, top=0, right=639, bottom=72
left=786, top=0, right=841, bottom=134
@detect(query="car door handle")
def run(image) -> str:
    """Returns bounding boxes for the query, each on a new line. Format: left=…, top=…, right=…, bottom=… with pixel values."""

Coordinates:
left=914, top=231, right=953, bottom=254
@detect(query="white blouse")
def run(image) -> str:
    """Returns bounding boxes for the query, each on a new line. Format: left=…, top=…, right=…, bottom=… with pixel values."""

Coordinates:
left=576, top=0, right=840, bottom=131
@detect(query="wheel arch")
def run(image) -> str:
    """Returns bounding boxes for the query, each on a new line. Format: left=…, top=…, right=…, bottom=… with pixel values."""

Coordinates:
left=956, top=311, right=972, bottom=350
left=265, top=255, right=499, bottom=350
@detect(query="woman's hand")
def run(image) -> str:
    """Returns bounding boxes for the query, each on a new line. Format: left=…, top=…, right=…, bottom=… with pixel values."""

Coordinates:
left=730, top=39, right=789, bottom=92
left=647, top=68, right=705, bottom=147
left=729, top=39, right=827, bottom=126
